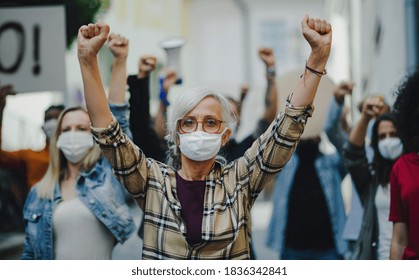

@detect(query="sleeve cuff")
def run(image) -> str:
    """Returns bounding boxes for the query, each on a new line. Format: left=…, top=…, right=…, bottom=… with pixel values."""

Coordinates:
left=284, top=103, right=314, bottom=124
left=109, top=101, right=129, bottom=111
left=90, top=116, right=127, bottom=147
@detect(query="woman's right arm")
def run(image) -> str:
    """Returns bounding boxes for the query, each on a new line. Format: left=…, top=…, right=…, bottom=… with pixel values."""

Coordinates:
left=77, top=22, right=113, bottom=128
left=77, top=23, right=149, bottom=195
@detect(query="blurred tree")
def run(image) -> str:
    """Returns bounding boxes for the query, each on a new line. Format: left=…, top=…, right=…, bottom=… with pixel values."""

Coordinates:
left=0, top=0, right=103, bottom=49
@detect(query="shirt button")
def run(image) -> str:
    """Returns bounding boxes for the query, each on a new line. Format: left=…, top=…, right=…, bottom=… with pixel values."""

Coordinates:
left=102, top=212, right=107, bottom=218
left=32, top=214, right=37, bottom=220
left=113, top=142, right=117, bottom=147
left=89, top=199, right=95, bottom=204
left=121, top=137, right=126, bottom=143
left=372, top=242, right=377, bottom=247
left=180, top=225, right=185, bottom=231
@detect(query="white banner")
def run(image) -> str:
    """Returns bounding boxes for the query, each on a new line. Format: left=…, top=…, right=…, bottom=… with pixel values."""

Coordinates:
left=0, top=6, right=66, bottom=93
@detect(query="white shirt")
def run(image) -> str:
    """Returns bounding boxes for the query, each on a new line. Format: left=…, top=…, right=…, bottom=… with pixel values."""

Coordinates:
left=375, top=183, right=392, bottom=260
left=53, top=197, right=115, bottom=259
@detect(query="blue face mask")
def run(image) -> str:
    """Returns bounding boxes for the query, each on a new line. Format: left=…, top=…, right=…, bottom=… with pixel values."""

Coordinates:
left=378, top=137, right=403, bottom=160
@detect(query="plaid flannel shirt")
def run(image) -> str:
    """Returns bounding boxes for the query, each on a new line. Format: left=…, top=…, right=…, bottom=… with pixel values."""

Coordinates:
left=91, top=104, right=313, bottom=259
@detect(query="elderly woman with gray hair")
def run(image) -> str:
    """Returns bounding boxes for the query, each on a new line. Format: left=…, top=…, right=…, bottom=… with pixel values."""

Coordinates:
left=77, top=15, right=332, bottom=259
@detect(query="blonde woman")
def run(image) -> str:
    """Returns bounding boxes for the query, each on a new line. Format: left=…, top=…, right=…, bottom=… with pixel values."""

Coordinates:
left=22, top=33, right=135, bottom=260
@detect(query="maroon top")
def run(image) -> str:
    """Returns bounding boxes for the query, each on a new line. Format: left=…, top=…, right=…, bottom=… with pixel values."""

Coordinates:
left=176, top=172, right=206, bottom=245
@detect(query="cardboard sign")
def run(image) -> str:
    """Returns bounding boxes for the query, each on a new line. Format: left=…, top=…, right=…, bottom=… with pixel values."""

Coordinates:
left=0, top=6, right=66, bottom=93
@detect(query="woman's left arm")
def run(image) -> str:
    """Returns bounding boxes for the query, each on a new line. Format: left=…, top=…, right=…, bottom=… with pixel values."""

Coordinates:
left=236, top=16, right=332, bottom=198
left=288, top=15, right=332, bottom=107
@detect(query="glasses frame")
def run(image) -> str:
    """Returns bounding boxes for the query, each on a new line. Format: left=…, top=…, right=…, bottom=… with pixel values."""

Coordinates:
left=178, top=116, right=226, bottom=134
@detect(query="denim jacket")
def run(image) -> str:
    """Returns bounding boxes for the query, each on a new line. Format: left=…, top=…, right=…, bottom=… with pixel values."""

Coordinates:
left=266, top=98, right=349, bottom=259
left=21, top=102, right=135, bottom=259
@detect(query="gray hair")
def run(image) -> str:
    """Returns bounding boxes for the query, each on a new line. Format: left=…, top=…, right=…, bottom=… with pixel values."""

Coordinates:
left=165, top=87, right=235, bottom=168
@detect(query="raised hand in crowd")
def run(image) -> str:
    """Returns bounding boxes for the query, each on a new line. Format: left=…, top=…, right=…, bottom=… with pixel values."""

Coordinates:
left=107, top=33, right=129, bottom=105
left=137, top=55, right=157, bottom=79
left=77, top=22, right=112, bottom=127
left=155, top=68, right=177, bottom=139
left=162, top=69, right=177, bottom=93
left=291, top=15, right=332, bottom=107
left=258, top=47, right=276, bottom=69
left=349, top=96, right=385, bottom=147
left=258, top=47, right=278, bottom=124
left=127, top=54, right=167, bottom=162
left=333, top=81, right=354, bottom=104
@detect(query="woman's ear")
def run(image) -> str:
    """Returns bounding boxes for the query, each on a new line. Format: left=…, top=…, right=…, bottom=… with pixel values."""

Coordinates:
left=221, top=128, right=231, bottom=146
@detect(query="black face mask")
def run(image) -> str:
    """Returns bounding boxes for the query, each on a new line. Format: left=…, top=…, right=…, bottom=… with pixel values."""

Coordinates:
left=296, top=137, right=320, bottom=159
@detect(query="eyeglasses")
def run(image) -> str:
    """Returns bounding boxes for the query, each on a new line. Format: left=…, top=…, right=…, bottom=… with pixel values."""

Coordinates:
left=178, top=116, right=225, bottom=133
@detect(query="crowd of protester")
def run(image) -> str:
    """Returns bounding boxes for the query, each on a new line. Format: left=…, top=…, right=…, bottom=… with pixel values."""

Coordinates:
left=0, top=13, right=418, bottom=260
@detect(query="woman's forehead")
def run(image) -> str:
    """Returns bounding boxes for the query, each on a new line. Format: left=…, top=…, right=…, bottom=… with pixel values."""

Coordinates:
left=378, top=120, right=396, bottom=133
left=185, top=96, right=222, bottom=118
left=61, top=110, right=90, bottom=126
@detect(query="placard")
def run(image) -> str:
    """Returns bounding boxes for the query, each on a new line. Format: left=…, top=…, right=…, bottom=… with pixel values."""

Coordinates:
left=0, top=6, right=66, bottom=93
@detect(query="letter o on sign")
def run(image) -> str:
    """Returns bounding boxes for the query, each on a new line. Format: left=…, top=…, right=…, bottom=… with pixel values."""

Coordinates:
left=0, top=21, right=25, bottom=74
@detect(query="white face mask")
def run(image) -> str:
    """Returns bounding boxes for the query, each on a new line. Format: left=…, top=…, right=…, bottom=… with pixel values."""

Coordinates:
left=42, top=119, right=58, bottom=140
left=178, top=129, right=226, bottom=161
left=56, top=131, right=94, bottom=164
left=378, top=137, right=403, bottom=160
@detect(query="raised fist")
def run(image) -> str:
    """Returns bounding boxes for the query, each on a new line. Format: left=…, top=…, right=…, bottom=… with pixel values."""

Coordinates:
left=361, top=96, right=385, bottom=120
left=258, top=47, right=275, bottom=68
left=107, top=33, right=129, bottom=60
left=162, top=69, right=178, bottom=93
left=334, top=81, right=354, bottom=104
left=138, top=55, right=157, bottom=79
left=77, top=22, right=110, bottom=63
left=301, top=15, right=332, bottom=60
